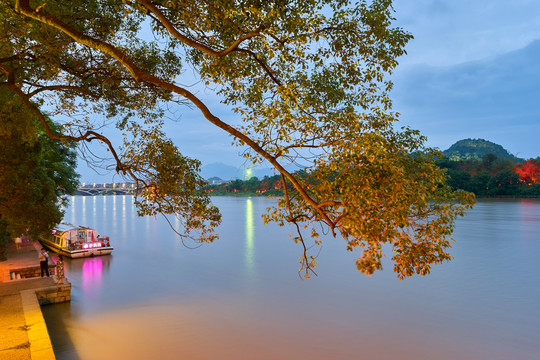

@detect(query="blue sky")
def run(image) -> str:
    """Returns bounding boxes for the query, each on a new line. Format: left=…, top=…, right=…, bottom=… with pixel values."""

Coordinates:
left=391, top=0, right=540, bottom=159
left=78, top=1, right=540, bottom=182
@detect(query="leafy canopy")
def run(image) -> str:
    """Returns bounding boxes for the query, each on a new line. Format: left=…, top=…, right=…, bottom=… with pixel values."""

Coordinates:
left=0, top=0, right=474, bottom=277
left=0, top=89, right=79, bottom=260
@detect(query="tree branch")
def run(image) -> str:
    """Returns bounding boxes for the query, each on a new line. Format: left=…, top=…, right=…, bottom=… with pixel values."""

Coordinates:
left=14, top=0, right=336, bottom=233
left=135, top=0, right=263, bottom=58
left=26, top=84, right=98, bottom=98
left=1, top=63, right=144, bottom=189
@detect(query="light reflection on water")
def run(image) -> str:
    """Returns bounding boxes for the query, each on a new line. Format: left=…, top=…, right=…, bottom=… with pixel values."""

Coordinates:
left=245, top=197, right=256, bottom=280
left=80, top=257, right=104, bottom=297
left=42, top=196, right=540, bottom=360
left=102, top=195, right=106, bottom=219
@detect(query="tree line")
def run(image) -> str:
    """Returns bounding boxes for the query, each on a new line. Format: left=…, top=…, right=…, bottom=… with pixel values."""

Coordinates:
left=205, top=154, right=540, bottom=197
left=205, top=174, right=285, bottom=196
left=436, top=154, right=540, bottom=196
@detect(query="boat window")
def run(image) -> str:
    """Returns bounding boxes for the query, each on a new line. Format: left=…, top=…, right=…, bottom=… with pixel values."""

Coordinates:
left=79, top=231, right=86, bottom=240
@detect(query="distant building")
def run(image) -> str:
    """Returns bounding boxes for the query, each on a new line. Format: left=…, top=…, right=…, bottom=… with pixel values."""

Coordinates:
left=206, top=177, right=228, bottom=185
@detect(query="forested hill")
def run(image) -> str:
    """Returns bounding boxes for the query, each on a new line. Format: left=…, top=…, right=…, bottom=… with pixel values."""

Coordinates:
left=443, top=139, right=520, bottom=161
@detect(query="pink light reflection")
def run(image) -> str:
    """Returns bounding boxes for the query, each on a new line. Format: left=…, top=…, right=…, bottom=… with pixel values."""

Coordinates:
left=81, top=257, right=104, bottom=295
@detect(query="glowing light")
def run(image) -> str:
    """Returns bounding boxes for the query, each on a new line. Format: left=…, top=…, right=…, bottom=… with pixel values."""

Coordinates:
left=82, top=242, right=103, bottom=249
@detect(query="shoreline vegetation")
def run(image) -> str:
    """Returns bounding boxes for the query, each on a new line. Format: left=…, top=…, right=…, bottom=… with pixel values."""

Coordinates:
left=75, top=155, right=540, bottom=198
left=76, top=140, right=539, bottom=198
left=75, top=156, right=540, bottom=198
left=202, top=155, right=540, bottom=198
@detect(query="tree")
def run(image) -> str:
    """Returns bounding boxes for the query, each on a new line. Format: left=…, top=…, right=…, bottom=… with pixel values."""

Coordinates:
left=481, top=153, right=498, bottom=170
left=446, top=169, right=472, bottom=192
left=515, top=159, right=540, bottom=185
left=470, top=171, right=493, bottom=195
left=1, top=0, right=474, bottom=277
left=488, top=170, right=519, bottom=195
left=0, top=89, right=79, bottom=260
left=245, top=176, right=261, bottom=193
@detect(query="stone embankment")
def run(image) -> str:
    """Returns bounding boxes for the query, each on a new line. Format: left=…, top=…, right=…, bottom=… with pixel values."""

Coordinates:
left=0, top=240, right=71, bottom=360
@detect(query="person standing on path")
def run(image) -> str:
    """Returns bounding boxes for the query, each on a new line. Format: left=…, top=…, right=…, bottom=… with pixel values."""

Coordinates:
left=39, top=248, right=50, bottom=277
left=55, top=255, right=65, bottom=284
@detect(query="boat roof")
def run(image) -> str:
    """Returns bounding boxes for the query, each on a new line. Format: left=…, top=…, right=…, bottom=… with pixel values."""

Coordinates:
left=54, top=223, right=95, bottom=233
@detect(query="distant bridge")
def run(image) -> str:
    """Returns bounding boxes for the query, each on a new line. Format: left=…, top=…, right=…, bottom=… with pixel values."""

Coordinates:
left=76, top=183, right=137, bottom=196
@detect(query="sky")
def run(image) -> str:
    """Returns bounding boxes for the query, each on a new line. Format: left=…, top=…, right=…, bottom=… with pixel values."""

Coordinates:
left=78, top=0, right=540, bottom=182
left=391, top=0, right=540, bottom=159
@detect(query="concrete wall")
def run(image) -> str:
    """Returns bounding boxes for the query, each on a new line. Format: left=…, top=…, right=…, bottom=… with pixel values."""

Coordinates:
left=35, top=283, right=71, bottom=305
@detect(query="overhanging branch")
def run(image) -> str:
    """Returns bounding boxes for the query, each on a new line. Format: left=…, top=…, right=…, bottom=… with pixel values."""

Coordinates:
left=14, top=0, right=337, bottom=233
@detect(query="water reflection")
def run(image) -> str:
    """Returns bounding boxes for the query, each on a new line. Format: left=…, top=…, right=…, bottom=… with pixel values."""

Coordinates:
left=81, top=257, right=103, bottom=294
left=68, top=256, right=111, bottom=298
left=42, top=197, right=540, bottom=360
left=92, top=196, right=97, bottom=222
left=81, top=196, right=86, bottom=223
left=70, top=196, right=76, bottom=223
left=245, top=197, right=255, bottom=280
left=520, top=199, right=539, bottom=221
left=112, top=195, right=117, bottom=233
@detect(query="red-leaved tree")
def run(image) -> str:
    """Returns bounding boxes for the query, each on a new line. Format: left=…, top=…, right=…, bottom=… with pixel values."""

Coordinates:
left=515, top=160, right=540, bottom=185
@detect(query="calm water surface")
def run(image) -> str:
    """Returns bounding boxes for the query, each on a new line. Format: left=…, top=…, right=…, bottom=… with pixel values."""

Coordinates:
left=42, top=196, right=540, bottom=359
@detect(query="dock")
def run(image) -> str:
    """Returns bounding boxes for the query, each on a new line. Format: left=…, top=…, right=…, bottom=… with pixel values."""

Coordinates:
left=0, top=240, right=71, bottom=360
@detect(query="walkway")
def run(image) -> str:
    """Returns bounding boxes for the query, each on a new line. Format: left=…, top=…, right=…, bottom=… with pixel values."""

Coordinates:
left=0, top=241, right=57, bottom=360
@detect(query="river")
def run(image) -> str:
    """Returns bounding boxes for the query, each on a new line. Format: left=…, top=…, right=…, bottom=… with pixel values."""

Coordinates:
left=42, top=196, right=540, bottom=359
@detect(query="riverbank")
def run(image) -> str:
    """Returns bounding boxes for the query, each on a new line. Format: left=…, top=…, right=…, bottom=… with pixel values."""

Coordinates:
left=0, top=241, right=71, bottom=360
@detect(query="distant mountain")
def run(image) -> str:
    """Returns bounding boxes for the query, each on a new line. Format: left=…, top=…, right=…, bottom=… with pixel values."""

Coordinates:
left=443, top=139, right=521, bottom=161
left=201, top=163, right=243, bottom=180
left=201, top=162, right=297, bottom=180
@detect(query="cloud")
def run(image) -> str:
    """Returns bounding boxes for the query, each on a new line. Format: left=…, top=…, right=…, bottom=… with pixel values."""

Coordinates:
left=393, top=0, right=540, bottom=66
left=392, top=40, right=540, bottom=158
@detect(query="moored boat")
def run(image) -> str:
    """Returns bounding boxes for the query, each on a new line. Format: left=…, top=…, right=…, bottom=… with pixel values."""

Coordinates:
left=39, top=223, right=113, bottom=258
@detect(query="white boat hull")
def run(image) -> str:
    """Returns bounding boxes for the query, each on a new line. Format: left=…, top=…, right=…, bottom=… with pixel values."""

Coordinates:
left=39, top=237, right=114, bottom=258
